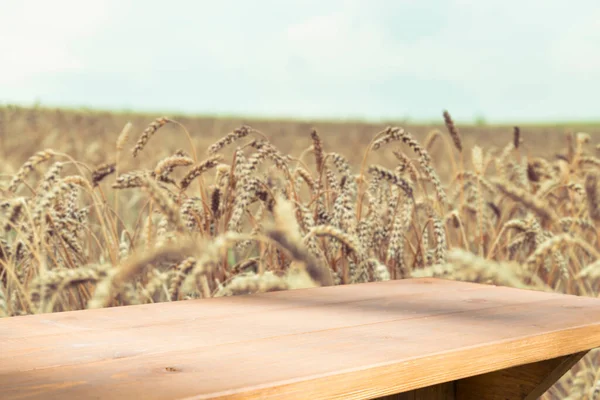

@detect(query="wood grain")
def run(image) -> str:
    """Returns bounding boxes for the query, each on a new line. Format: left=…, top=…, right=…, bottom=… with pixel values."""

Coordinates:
left=1, top=278, right=600, bottom=399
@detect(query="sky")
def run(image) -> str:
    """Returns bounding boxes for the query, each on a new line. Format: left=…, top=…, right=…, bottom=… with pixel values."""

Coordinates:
left=2, top=0, right=599, bottom=123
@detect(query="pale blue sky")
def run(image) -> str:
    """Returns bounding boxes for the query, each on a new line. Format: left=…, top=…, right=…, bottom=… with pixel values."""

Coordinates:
left=2, top=0, right=599, bottom=122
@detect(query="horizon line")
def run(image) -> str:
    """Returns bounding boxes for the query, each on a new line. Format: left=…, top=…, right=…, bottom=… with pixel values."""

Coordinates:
left=2, top=100, right=599, bottom=127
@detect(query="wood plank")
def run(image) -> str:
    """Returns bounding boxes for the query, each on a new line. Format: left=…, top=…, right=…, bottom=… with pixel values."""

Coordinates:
left=0, top=278, right=478, bottom=340
left=455, top=351, right=588, bottom=399
left=0, top=279, right=571, bottom=374
left=1, top=279, right=600, bottom=399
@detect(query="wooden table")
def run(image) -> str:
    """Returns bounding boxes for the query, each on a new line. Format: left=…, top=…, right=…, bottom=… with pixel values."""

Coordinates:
left=2, top=278, right=600, bottom=399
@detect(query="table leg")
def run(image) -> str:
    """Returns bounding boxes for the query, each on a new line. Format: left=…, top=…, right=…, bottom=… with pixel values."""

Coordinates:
left=376, top=381, right=455, bottom=399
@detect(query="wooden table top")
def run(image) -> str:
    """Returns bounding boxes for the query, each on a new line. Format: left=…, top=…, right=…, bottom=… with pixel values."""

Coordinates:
left=2, top=278, right=600, bottom=399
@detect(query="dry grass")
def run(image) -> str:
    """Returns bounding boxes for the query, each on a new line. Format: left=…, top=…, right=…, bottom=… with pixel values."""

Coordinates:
left=2, top=105, right=600, bottom=398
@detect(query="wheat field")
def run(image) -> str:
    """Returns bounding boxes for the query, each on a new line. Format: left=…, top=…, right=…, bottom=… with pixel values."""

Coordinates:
left=2, top=105, right=600, bottom=398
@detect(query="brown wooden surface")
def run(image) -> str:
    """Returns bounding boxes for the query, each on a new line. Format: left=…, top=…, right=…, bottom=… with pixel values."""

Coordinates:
left=375, top=351, right=589, bottom=400
left=455, top=351, right=588, bottom=400
left=2, top=278, right=600, bottom=399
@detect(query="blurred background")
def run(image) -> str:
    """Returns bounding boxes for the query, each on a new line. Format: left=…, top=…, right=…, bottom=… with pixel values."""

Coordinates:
left=2, top=0, right=600, bottom=124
